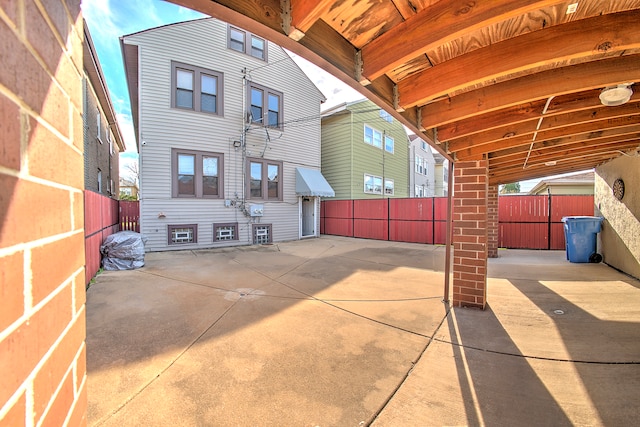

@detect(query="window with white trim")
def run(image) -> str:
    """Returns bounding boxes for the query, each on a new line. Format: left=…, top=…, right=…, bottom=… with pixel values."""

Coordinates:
left=214, top=223, right=238, bottom=241
left=228, top=26, right=267, bottom=61
left=169, top=224, right=197, bottom=245
left=379, top=109, right=393, bottom=123
left=96, top=109, right=102, bottom=142
left=384, top=135, right=394, bottom=153
left=364, top=174, right=383, bottom=195
left=172, top=149, right=224, bottom=198
left=415, top=185, right=424, bottom=197
left=364, top=125, right=382, bottom=149
left=385, top=179, right=394, bottom=195
left=171, top=61, right=223, bottom=115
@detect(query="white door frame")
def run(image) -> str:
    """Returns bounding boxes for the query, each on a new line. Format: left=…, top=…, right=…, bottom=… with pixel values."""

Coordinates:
left=299, top=196, right=318, bottom=238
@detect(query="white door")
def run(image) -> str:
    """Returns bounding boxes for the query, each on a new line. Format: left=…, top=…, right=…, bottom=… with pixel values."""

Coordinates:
left=301, top=197, right=315, bottom=237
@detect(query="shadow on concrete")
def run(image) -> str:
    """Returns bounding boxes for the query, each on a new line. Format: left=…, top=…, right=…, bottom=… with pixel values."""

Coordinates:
left=446, top=250, right=640, bottom=425
left=86, top=237, right=449, bottom=425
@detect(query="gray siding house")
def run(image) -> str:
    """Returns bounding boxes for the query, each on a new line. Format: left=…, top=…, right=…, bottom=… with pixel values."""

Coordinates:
left=321, top=99, right=409, bottom=200
left=121, top=18, right=330, bottom=251
left=409, top=135, right=436, bottom=197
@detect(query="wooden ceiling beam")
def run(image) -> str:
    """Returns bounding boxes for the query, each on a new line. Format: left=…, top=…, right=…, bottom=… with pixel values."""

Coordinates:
left=421, top=54, right=640, bottom=130
left=454, top=115, right=640, bottom=159
left=448, top=102, right=640, bottom=153
left=489, top=126, right=640, bottom=160
left=438, top=91, right=640, bottom=143
left=398, top=11, right=640, bottom=108
left=491, top=151, right=631, bottom=178
left=489, top=158, right=608, bottom=185
left=489, top=138, right=640, bottom=169
left=390, top=0, right=420, bottom=19
left=360, top=0, right=560, bottom=82
left=285, top=0, right=333, bottom=39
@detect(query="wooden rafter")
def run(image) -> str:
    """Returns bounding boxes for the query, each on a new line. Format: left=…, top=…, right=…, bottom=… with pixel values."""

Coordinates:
left=454, top=115, right=640, bottom=160
left=448, top=101, right=640, bottom=153
left=398, top=11, right=640, bottom=107
left=360, top=0, right=560, bottom=82
left=421, top=54, right=640, bottom=128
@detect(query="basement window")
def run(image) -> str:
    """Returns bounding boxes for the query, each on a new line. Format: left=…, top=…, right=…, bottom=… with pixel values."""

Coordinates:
left=214, top=222, right=238, bottom=241
left=169, top=224, right=197, bottom=245
left=252, top=224, right=272, bottom=244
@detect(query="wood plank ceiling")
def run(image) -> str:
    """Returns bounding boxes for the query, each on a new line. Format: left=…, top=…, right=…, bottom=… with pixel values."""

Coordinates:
left=171, top=0, right=640, bottom=185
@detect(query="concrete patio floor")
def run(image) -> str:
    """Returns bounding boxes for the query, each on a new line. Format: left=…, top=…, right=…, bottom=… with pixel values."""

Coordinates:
left=86, top=236, right=640, bottom=426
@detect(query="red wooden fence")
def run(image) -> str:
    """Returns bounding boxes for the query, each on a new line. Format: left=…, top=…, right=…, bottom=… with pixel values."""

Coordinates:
left=321, top=195, right=594, bottom=249
left=84, top=190, right=119, bottom=285
left=119, top=201, right=140, bottom=232
left=84, top=194, right=140, bottom=286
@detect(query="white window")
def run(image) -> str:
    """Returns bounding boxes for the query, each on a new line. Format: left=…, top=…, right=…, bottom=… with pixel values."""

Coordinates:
left=364, top=125, right=382, bottom=148
left=384, top=179, right=394, bottom=195
left=384, top=135, right=394, bottom=153
left=96, top=109, right=102, bottom=142
left=379, top=109, right=393, bottom=123
left=416, top=156, right=424, bottom=174
left=97, top=169, right=102, bottom=192
left=364, top=174, right=383, bottom=194
left=415, top=185, right=424, bottom=197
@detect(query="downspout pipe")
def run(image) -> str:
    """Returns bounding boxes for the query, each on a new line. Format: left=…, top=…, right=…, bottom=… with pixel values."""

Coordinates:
left=443, top=161, right=454, bottom=304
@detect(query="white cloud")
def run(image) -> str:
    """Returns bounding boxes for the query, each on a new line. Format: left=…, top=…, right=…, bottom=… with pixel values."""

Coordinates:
left=115, top=111, right=136, bottom=153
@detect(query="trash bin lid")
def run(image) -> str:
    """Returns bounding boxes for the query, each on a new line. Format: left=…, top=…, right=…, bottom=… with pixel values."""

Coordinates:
left=561, top=216, right=603, bottom=233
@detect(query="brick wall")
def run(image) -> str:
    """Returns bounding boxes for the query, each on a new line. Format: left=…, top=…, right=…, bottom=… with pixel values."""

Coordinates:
left=83, top=82, right=118, bottom=198
left=1, top=1, right=86, bottom=425
left=487, top=184, right=499, bottom=258
left=452, top=160, right=488, bottom=309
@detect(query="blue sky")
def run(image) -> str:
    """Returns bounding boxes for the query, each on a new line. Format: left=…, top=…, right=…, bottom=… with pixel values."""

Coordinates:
left=82, top=0, right=571, bottom=191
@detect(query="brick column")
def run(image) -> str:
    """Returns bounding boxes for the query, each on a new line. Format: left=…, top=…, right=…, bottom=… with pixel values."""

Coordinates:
left=452, top=160, right=488, bottom=309
left=487, top=184, right=499, bottom=258
left=1, top=3, right=86, bottom=426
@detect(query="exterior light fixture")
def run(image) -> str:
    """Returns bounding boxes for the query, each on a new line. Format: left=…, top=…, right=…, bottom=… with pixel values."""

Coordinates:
left=599, top=84, right=633, bottom=106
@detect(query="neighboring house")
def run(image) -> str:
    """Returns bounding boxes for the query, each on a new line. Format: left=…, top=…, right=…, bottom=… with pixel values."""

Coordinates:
left=321, top=99, right=409, bottom=200
left=119, top=178, right=139, bottom=199
left=528, top=171, right=595, bottom=195
left=83, top=21, right=125, bottom=198
left=121, top=18, right=330, bottom=251
left=409, top=134, right=435, bottom=197
left=433, top=152, right=449, bottom=197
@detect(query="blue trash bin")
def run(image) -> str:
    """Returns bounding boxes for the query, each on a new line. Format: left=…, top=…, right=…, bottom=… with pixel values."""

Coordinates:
left=561, top=216, right=603, bottom=263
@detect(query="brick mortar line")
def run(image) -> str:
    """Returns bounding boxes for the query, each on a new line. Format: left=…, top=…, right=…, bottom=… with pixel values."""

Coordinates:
left=0, top=306, right=85, bottom=421
left=0, top=229, right=84, bottom=258
left=0, top=85, right=82, bottom=157
left=35, top=316, right=85, bottom=426
left=0, top=264, right=84, bottom=342
left=0, top=165, right=84, bottom=193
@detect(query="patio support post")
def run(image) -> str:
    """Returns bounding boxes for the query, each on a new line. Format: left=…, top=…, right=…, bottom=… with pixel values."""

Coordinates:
left=452, top=160, right=489, bottom=309
left=487, top=184, right=499, bottom=258
left=443, top=162, right=454, bottom=303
